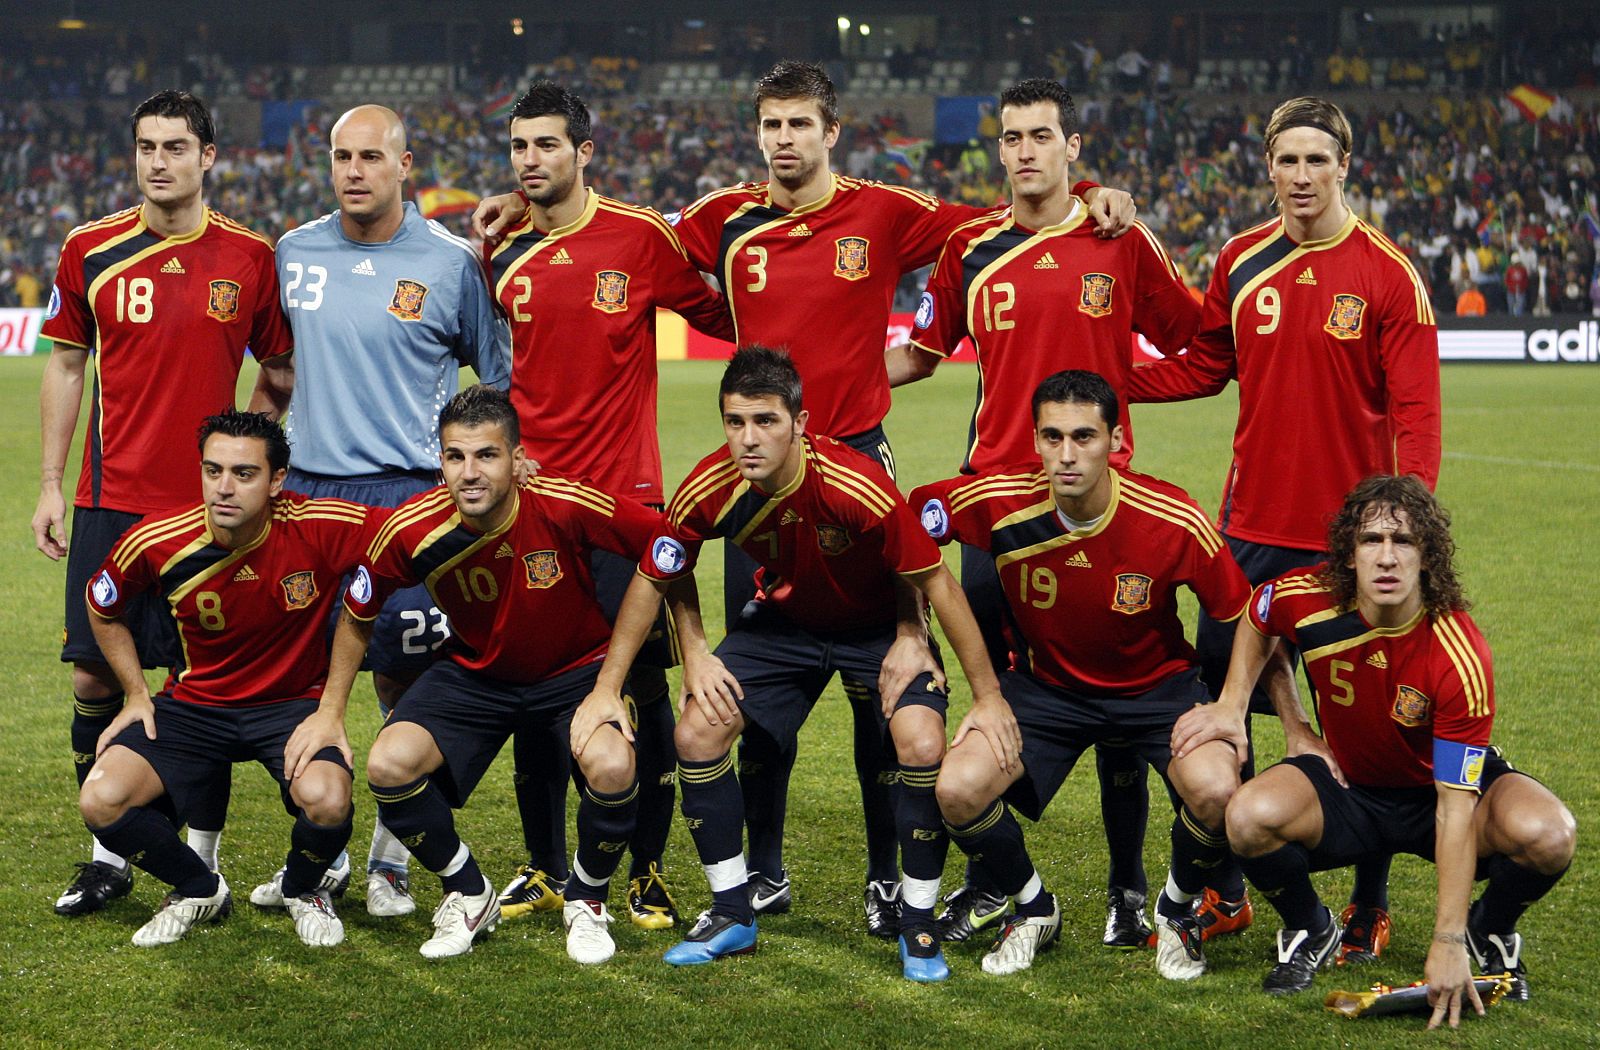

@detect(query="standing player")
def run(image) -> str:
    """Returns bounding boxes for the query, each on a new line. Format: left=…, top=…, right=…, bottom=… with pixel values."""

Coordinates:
left=1129, top=96, right=1442, bottom=959
left=909, top=371, right=1259, bottom=978
left=1178, top=476, right=1574, bottom=1018
left=79, top=409, right=369, bottom=947
left=257, top=104, right=508, bottom=919
left=482, top=81, right=734, bottom=930
left=33, top=90, right=292, bottom=917
left=328, top=386, right=666, bottom=964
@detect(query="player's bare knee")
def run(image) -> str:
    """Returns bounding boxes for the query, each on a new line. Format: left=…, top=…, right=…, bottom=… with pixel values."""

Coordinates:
left=1225, top=781, right=1283, bottom=857
left=1512, top=799, right=1577, bottom=874
left=672, top=705, right=726, bottom=762
left=79, top=774, right=129, bottom=828
left=935, top=763, right=989, bottom=825
left=291, top=767, right=351, bottom=825
left=364, top=741, right=417, bottom=789
left=577, top=729, right=636, bottom=794
left=889, top=719, right=945, bottom=768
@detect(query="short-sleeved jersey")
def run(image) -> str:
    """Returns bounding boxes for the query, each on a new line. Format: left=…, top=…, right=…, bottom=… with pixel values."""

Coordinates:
left=672, top=175, right=991, bottom=437
left=911, top=204, right=1199, bottom=473
left=86, top=495, right=373, bottom=706
left=910, top=468, right=1248, bottom=696
left=1128, top=213, right=1441, bottom=550
left=643, top=435, right=943, bottom=633
left=1248, top=569, right=1493, bottom=790
left=486, top=189, right=733, bottom=504
left=348, top=475, right=663, bottom=683
left=277, top=202, right=510, bottom=477
left=43, top=207, right=292, bottom=515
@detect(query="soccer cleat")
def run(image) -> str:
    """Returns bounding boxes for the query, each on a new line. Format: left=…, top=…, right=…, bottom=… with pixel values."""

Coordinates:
left=628, top=862, right=679, bottom=930
left=366, top=867, right=416, bottom=917
left=1194, top=887, right=1253, bottom=942
left=863, top=880, right=902, bottom=940
left=131, top=873, right=231, bottom=947
left=1467, top=925, right=1529, bottom=1002
left=286, top=891, right=345, bottom=947
left=419, top=878, right=499, bottom=959
left=663, top=911, right=758, bottom=965
left=1154, top=910, right=1206, bottom=980
left=981, top=895, right=1061, bottom=976
left=54, top=860, right=134, bottom=917
left=899, top=924, right=950, bottom=983
left=747, top=869, right=792, bottom=916
left=1336, top=903, right=1392, bottom=965
left=498, top=864, right=565, bottom=920
left=250, top=852, right=353, bottom=909
left=1104, top=887, right=1154, bottom=949
left=1262, top=912, right=1343, bottom=995
left=564, top=898, right=617, bottom=965
left=936, top=883, right=1009, bottom=943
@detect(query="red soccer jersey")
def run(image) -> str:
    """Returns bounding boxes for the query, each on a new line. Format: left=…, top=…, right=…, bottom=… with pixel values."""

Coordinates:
left=86, top=495, right=373, bottom=707
left=487, top=190, right=733, bottom=504
left=349, top=475, right=664, bottom=683
left=43, top=207, right=292, bottom=515
left=910, top=468, right=1248, bottom=695
left=911, top=205, right=1199, bottom=473
left=643, top=435, right=944, bottom=633
left=1128, top=213, right=1441, bottom=550
left=672, top=175, right=992, bottom=437
left=1248, top=569, right=1493, bottom=790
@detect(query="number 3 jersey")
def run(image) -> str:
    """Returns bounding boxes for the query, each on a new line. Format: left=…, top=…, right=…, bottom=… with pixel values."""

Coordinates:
left=347, top=476, right=664, bottom=683
left=909, top=468, right=1248, bottom=695
left=86, top=495, right=374, bottom=706
left=42, top=207, right=292, bottom=515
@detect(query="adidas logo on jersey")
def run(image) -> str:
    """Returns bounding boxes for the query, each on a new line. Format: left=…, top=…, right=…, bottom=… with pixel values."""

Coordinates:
left=1064, top=549, right=1092, bottom=568
left=232, top=564, right=260, bottom=582
left=495, top=542, right=516, bottom=559
left=1366, top=651, right=1389, bottom=669
left=549, top=247, right=574, bottom=264
left=1295, top=267, right=1317, bottom=285
left=159, top=257, right=185, bottom=274
left=351, top=257, right=377, bottom=276
left=788, top=223, right=813, bottom=237
left=780, top=509, right=802, bottom=525
left=1034, top=252, right=1060, bottom=270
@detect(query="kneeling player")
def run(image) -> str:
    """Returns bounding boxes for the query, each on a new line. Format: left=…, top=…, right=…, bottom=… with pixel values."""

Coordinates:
left=909, top=370, right=1269, bottom=978
left=589, top=346, right=1015, bottom=981
left=1181, top=476, right=1575, bottom=1023
left=326, top=386, right=665, bottom=963
left=79, top=410, right=370, bottom=947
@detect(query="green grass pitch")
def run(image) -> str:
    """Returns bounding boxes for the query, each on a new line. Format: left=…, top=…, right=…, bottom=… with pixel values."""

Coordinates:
left=0, top=356, right=1594, bottom=1048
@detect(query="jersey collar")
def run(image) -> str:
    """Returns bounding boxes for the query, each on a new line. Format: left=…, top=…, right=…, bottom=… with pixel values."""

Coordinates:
left=765, top=174, right=838, bottom=217
left=1285, top=209, right=1357, bottom=252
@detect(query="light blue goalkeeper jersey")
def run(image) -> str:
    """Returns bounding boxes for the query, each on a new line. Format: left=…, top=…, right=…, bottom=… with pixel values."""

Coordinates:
left=277, top=202, right=510, bottom=476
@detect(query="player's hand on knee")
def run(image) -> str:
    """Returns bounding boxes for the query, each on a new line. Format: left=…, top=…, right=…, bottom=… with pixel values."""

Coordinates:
left=472, top=192, right=531, bottom=242
left=952, top=694, right=1021, bottom=774
left=98, top=693, right=156, bottom=756
left=286, top=708, right=351, bottom=780
left=682, top=653, right=742, bottom=726
left=571, top=690, right=633, bottom=758
left=878, top=635, right=941, bottom=717
left=31, top=491, right=68, bottom=560
left=1171, top=703, right=1245, bottom=761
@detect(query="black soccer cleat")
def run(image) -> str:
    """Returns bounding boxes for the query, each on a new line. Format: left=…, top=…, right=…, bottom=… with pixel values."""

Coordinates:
left=1103, top=887, right=1154, bottom=949
left=54, top=860, right=134, bottom=917
left=1262, top=911, right=1343, bottom=995
left=747, top=869, right=792, bottom=916
left=863, top=880, right=901, bottom=940
left=935, top=883, right=1009, bottom=943
left=1467, top=924, right=1530, bottom=1002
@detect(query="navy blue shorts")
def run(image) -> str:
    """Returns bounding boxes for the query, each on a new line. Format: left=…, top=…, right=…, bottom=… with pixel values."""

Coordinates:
left=384, top=659, right=631, bottom=809
left=62, top=507, right=180, bottom=668
left=714, top=602, right=947, bottom=752
left=109, top=695, right=350, bottom=823
left=285, top=468, right=446, bottom=677
left=1196, top=536, right=1321, bottom=714
left=1001, top=669, right=1208, bottom=821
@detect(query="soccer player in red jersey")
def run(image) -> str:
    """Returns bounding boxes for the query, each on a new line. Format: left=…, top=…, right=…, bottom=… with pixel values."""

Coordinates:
left=33, top=90, right=293, bottom=918
left=483, top=82, right=734, bottom=929
left=1174, top=477, right=1573, bottom=1018
left=909, top=370, right=1259, bottom=978
left=587, top=347, right=1014, bottom=981
left=327, top=386, right=666, bottom=964
left=1128, top=97, right=1443, bottom=957
left=79, top=409, right=370, bottom=948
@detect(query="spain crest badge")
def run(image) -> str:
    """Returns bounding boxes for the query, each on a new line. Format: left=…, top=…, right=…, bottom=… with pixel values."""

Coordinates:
left=1324, top=293, right=1366, bottom=340
left=1391, top=684, right=1432, bottom=727
left=834, top=237, right=870, bottom=281
left=592, top=270, right=630, bottom=313
left=207, top=279, right=241, bottom=323
left=524, top=550, right=563, bottom=589
left=1079, top=273, right=1115, bottom=318
left=1112, top=572, right=1153, bottom=614
left=388, top=279, right=429, bottom=321
left=279, top=570, right=318, bottom=610
left=815, top=524, right=852, bottom=555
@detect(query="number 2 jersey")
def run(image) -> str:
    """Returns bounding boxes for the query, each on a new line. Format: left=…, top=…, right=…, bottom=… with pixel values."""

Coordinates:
left=42, top=207, right=292, bottom=515
left=347, top=475, right=664, bottom=682
left=909, top=468, right=1248, bottom=695
left=1248, top=569, right=1493, bottom=791
left=86, top=495, right=374, bottom=706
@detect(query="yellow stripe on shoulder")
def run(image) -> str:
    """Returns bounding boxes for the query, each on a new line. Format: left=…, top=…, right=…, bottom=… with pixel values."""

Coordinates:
left=815, top=458, right=895, bottom=512
left=366, top=490, right=454, bottom=558
left=949, top=475, right=1045, bottom=514
left=1130, top=221, right=1180, bottom=277
left=668, top=460, right=740, bottom=526
left=1119, top=478, right=1221, bottom=541
left=532, top=476, right=617, bottom=516
left=1360, top=220, right=1436, bottom=325
left=868, top=181, right=942, bottom=212
left=66, top=208, right=141, bottom=242
left=817, top=472, right=895, bottom=518
left=111, top=509, right=207, bottom=571
left=679, top=184, right=755, bottom=221
left=1118, top=488, right=1221, bottom=556
left=1434, top=613, right=1490, bottom=718
left=208, top=211, right=275, bottom=250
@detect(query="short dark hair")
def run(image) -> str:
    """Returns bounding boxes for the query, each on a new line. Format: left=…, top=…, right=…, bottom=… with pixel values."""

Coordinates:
left=753, top=60, right=838, bottom=128
left=198, top=407, right=289, bottom=473
left=1032, top=369, right=1118, bottom=430
left=720, top=345, right=803, bottom=418
left=1320, top=475, right=1468, bottom=615
left=131, top=90, right=215, bottom=148
left=440, top=384, right=520, bottom=447
left=999, top=78, right=1078, bottom=138
left=509, top=80, right=593, bottom=146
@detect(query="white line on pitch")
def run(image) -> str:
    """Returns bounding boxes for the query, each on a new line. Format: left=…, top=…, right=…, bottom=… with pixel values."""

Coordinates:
left=1445, top=451, right=1600, bottom=473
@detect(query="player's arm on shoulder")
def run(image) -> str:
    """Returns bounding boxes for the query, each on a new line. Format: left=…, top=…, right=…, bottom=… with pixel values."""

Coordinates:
left=33, top=342, right=90, bottom=558
left=472, top=190, right=531, bottom=241
left=1076, top=180, right=1136, bottom=238
left=1425, top=782, right=1484, bottom=1029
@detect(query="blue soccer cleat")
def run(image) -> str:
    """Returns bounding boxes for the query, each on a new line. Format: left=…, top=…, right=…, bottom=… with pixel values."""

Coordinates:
left=899, top=928, right=950, bottom=983
left=663, top=910, right=757, bottom=965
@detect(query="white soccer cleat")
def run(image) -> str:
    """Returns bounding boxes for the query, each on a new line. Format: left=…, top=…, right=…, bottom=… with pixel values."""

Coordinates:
left=1155, top=911, right=1207, bottom=980
left=286, top=891, right=346, bottom=947
left=981, top=895, right=1061, bottom=976
left=251, top=852, right=353, bottom=909
left=419, top=878, right=499, bottom=959
left=132, top=874, right=231, bottom=947
left=564, top=898, right=617, bottom=965
left=366, top=867, right=417, bottom=917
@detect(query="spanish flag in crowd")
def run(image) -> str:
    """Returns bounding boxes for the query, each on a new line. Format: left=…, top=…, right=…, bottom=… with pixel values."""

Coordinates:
left=1506, top=84, right=1555, bottom=122
left=417, top=187, right=480, bottom=219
